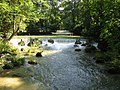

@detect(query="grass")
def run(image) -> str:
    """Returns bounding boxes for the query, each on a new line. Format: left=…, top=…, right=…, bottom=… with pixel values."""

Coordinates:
left=14, top=35, right=81, bottom=39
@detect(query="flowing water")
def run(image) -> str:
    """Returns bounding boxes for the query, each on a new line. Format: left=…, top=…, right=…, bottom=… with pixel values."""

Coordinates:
left=1, top=38, right=120, bottom=90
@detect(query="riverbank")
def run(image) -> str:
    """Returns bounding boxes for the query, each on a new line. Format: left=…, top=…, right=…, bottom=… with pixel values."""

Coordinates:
left=14, top=35, right=81, bottom=39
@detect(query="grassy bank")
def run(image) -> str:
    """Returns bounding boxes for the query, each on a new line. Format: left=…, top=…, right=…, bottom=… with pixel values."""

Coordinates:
left=14, top=35, right=81, bottom=39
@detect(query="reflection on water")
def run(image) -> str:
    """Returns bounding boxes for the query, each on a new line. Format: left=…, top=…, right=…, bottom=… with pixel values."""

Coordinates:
left=3, top=38, right=120, bottom=90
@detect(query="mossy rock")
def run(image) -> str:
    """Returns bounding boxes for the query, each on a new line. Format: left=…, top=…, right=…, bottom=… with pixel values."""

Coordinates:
left=75, top=40, right=81, bottom=44
left=27, top=38, right=42, bottom=47
left=21, top=48, right=24, bottom=51
left=75, top=48, right=81, bottom=51
left=48, top=39, right=54, bottom=44
left=36, top=52, right=42, bottom=57
left=81, top=43, right=86, bottom=46
left=85, top=46, right=96, bottom=53
left=74, top=44, right=79, bottom=47
left=18, top=39, right=25, bottom=46
left=28, top=60, right=37, bottom=65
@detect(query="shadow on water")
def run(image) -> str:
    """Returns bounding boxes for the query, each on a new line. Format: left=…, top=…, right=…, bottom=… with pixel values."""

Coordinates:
left=1, top=38, right=120, bottom=90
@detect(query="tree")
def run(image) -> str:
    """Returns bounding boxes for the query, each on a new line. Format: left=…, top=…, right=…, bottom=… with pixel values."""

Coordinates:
left=0, top=0, right=40, bottom=41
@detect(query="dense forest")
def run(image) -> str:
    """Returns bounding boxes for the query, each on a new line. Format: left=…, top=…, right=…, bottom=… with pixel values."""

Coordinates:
left=0, top=0, right=120, bottom=73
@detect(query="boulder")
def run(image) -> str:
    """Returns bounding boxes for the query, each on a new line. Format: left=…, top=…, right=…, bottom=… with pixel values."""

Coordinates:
left=75, top=48, right=81, bottom=51
left=28, top=60, right=37, bottom=65
left=36, top=52, right=42, bottom=57
left=48, top=39, right=54, bottom=44
left=27, top=38, right=42, bottom=47
left=74, top=44, right=79, bottom=47
left=18, top=39, right=25, bottom=46
left=75, top=40, right=81, bottom=44
left=81, top=43, right=86, bottom=46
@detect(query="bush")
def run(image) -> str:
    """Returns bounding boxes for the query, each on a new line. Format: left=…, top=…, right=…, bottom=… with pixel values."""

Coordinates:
left=0, top=39, right=20, bottom=55
left=105, top=59, right=120, bottom=74
left=2, top=62, right=14, bottom=69
left=11, top=57, right=25, bottom=67
left=94, top=52, right=111, bottom=63
left=0, top=40, right=10, bottom=54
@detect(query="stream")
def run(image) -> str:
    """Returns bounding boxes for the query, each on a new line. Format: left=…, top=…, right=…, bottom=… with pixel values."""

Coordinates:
left=0, top=38, right=120, bottom=90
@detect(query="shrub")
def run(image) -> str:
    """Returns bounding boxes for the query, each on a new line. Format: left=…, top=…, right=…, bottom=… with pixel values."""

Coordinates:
left=0, top=40, right=10, bottom=54
left=0, top=39, right=20, bottom=55
left=11, top=57, right=25, bottom=67
left=94, top=52, right=111, bottom=63
left=105, top=59, right=120, bottom=74
left=2, top=62, right=14, bottom=69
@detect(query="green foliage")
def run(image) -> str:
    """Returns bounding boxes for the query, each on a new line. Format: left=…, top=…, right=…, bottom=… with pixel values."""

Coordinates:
left=2, top=62, right=14, bottom=69
left=0, top=39, right=19, bottom=55
left=94, top=51, right=111, bottom=63
left=0, top=40, right=10, bottom=53
left=11, top=57, right=25, bottom=67
left=2, top=55, right=25, bottom=69
left=0, top=0, right=40, bottom=41
left=105, top=59, right=120, bottom=74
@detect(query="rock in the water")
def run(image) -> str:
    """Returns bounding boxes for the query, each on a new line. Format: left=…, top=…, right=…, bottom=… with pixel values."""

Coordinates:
left=81, top=43, right=86, bottom=46
left=28, top=60, right=37, bottom=65
left=48, top=39, right=54, bottom=44
left=75, top=48, right=81, bottom=51
left=21, top=48, right=24, bottom=51
left=27, top=38, right=42, bottom=47
left=74, top=44, right=79, bottom=47
left=18, top=39, right=25, bottom=46
left=36, top=52, right=42, bottom=57
left=75, top=39, right=81, bottom=44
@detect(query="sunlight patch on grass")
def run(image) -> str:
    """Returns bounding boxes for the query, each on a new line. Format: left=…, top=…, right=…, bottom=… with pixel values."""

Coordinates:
left=0, top=77, right=23, bottom=90
left=0, top=77, right=41, bottom=90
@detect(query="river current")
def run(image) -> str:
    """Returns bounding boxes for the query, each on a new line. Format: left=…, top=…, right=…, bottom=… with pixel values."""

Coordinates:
left=1, top=38, right=120, bottom=90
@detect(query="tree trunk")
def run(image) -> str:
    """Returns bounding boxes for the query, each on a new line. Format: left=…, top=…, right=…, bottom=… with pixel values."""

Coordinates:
left=4, top=16, right=22, bottom=42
